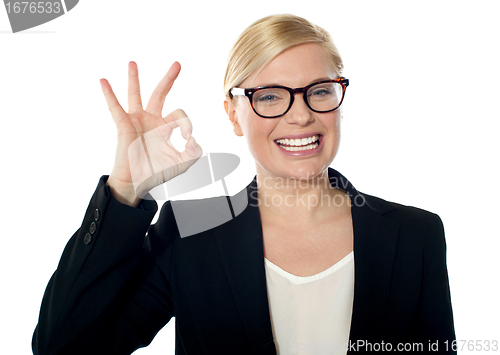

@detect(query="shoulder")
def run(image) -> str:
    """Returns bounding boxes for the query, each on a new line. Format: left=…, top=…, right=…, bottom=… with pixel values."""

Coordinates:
left=360, top=193, right=446, bottom=264
left=328, top=167, right=444, bottom=232
left=363, top=192, right=443, bottom=225
left=359, top=191, right=446, bottom=254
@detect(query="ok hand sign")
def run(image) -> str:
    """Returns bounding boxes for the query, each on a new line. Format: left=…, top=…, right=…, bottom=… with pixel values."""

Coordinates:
left=100, top=61, right=203, bottom=207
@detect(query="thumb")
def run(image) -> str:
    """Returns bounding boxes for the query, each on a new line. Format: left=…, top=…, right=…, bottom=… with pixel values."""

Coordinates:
left=182, top=136, right=203, bottom=161
left=175, top=136, right=203, bottom=176
left=156, top=136, right=203, bottom=184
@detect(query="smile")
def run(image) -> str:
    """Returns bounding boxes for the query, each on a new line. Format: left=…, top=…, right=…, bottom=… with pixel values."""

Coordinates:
left=275, top=135, right=320, bottom=151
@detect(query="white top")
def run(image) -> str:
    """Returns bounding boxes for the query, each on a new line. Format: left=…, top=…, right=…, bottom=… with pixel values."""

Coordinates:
left=264, top=251, right=354, bottom=355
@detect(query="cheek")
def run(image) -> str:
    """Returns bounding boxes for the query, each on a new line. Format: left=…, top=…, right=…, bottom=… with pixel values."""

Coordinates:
left=234, top=101, right=253, bottom=132
left=333, top=116, right=342, bottom=145
left=335, top=116, right=341, bottom=137
left=245, top=120, right=277, bottom=148
left=239, top=116, right=280, bottom=161
left=321, top=111, right=342, bottom=136
left=236, top=104, right=276, bottom=142
left=333, top=111, right=342, bottom=129
left=322, top=113, right=342, bottom=154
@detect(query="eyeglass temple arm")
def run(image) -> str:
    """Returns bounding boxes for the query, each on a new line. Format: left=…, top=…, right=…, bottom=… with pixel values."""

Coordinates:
left=229, top=87, right=245, bottom=98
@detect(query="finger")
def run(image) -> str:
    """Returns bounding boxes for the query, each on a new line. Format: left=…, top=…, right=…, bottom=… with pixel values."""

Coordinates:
left=145, top=61, right=181, bottom=116
left=180, top=136, right=203, bottom=166
left=128, top=61, right=143, bottom=113
left=185, top=136, right=203, bottom=158
left=100, top=78, right=126, bottom=122
left=163, top=109, right=193, bottom=140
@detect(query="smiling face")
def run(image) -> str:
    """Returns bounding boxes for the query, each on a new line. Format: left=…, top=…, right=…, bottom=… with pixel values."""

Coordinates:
left=225, top=43, right=343, bottom=181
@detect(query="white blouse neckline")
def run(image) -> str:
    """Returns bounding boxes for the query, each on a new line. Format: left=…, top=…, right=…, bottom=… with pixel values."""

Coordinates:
left=264, top=251, right=354, bottom=285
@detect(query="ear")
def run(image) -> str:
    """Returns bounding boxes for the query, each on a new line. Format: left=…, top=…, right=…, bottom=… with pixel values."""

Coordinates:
left=224, top=97, right=243, bottom=137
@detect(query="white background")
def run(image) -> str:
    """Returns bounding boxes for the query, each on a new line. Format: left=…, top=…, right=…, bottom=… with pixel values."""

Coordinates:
left=1, top=0, right=499, bottom=353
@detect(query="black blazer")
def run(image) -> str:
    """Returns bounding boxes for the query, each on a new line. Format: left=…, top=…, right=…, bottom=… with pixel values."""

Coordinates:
left=32, top=168, right=456, bottom=354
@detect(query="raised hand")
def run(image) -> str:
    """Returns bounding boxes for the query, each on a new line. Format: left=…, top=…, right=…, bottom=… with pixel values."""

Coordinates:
left=100, top=61, right=203, bottom=207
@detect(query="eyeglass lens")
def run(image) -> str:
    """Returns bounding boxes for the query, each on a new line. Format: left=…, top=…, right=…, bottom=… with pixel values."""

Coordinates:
left=252, top=82, right=343, bottom=117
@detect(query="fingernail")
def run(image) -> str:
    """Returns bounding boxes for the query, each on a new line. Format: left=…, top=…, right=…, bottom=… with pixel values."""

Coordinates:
left=183, top=129, right=192, bottom=140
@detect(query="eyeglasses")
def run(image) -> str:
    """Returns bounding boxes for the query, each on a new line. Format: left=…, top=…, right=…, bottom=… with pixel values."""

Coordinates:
left=229, top=78, right=349, bottom=118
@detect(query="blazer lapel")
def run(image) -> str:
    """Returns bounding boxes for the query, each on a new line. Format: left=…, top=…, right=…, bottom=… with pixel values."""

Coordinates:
left=348, top=195, right=400, bottom=342
left=329, top=167, right=401, bottom=343
left=214, top=179, right=276, bottom=354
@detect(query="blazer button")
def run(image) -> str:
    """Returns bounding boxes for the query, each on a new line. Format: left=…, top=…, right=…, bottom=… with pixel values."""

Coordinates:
left=84, top=233, right=92, bottom=244
left=90, top=221, right=97, bottom=234
left=94, top=208, right=100, bottom=221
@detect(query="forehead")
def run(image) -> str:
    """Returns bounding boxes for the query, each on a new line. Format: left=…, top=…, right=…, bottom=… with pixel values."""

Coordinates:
left=243, top=43, right=337, bottom=88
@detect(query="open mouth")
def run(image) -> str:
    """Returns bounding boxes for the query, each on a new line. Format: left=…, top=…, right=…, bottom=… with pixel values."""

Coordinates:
left=274, top=134, right=321, bottom=152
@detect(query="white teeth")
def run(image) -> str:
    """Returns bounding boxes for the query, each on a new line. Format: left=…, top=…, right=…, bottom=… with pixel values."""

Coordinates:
left=276, top=135, right=319, bottom=147
left=279, top=142, right=319, bottom=151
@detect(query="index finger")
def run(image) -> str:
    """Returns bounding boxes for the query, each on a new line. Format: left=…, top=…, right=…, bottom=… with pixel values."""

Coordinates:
left=163, top=109, right=193, bottom=140
left=145, top=61, right=181, bottom=116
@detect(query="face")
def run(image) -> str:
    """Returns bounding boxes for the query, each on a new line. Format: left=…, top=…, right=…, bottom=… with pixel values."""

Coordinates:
left=225, top=43, right=342, bottom=181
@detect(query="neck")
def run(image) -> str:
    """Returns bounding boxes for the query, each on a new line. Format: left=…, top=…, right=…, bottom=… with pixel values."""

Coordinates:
left=255, top=166, right=350, bottom=226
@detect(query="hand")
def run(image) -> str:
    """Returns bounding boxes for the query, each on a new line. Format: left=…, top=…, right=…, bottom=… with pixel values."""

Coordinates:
left=100, top=61, right=203, bottom=207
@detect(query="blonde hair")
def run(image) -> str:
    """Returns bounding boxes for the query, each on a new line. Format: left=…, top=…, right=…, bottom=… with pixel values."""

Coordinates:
left=224, top=14, right=343, bottom=98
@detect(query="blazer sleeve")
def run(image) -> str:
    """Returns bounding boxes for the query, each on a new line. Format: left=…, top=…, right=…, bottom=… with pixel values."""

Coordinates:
left=417, top=213, right=456, bottom=354
left=32, top=176, right=175, bottom=355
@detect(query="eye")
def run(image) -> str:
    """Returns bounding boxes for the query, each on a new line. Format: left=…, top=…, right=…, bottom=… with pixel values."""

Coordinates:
left=309, top=88, right=333, bottom=97
left=253, top=88, right=287, bottom=105
left=256, top=94, right=281, bottom=102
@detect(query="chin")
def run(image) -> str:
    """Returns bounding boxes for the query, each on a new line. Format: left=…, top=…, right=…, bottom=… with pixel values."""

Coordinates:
left=253, top=142, right=338, bottom=181
left=258, top=160, right=330, bottom=182
left=285, top=163, right=329, bottom=181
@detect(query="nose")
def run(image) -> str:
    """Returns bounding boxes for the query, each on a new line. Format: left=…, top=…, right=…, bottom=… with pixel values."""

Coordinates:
left=284, top=93, right=314, bottom=126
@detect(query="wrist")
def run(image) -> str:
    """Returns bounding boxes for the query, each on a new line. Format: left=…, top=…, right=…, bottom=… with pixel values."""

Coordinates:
left=106, top=176, right=141, bottom=208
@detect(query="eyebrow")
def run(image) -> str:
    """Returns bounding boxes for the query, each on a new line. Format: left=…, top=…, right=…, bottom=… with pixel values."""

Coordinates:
left=253, top=77, right=338, bottom=88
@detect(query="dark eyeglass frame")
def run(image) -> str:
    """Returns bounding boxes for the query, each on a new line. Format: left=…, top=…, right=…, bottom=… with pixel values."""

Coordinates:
left=229, top=78, right=349, bottom=118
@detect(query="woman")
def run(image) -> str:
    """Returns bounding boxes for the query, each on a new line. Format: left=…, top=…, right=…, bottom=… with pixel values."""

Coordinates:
left=32, top=14, right=456, bottom=355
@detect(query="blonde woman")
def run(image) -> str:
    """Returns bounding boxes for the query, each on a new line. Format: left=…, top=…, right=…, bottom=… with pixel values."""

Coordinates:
left=33, top=14, right=456, bottom=355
